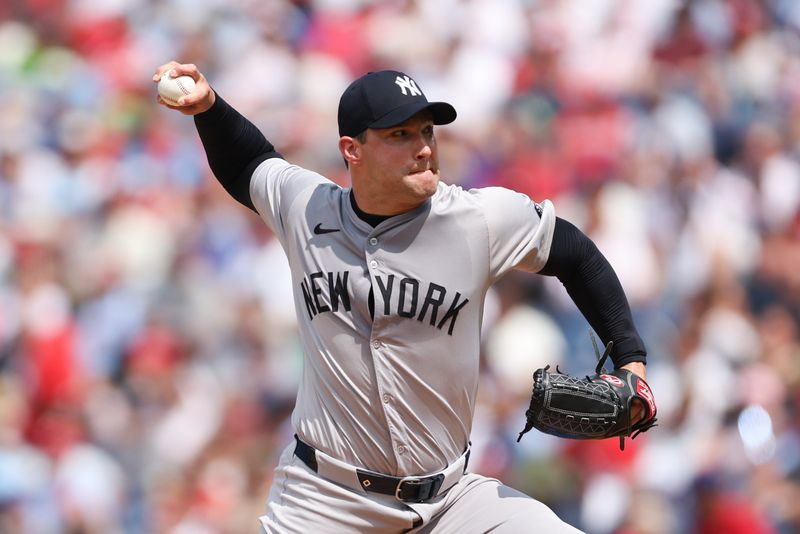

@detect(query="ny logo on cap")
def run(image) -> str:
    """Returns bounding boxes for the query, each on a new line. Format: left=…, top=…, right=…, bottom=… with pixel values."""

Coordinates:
left=395, top=75, right=422, bottom=97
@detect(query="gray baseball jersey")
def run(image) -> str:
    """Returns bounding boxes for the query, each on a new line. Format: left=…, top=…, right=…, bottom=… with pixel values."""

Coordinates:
left=250, top=157, right=555, bottom=477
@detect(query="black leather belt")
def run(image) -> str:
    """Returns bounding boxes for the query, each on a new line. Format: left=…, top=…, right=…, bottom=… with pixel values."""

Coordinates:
left=293, top=435, right=469, bottom=503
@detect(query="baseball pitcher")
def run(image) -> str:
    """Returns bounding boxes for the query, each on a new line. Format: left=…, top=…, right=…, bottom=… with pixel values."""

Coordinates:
left=153, top=61, right=656, bottom=533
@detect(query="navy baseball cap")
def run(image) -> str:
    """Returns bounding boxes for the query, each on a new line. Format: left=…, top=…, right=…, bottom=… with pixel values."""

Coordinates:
left=337, top=70, right=457, bottom=137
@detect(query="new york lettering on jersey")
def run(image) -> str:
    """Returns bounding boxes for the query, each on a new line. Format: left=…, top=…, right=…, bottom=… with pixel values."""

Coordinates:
left=299, top=270, right=469, bottom=335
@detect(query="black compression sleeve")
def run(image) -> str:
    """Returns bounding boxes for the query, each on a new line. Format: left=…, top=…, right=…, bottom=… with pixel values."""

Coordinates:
left=193, top=93, right=283, bottom=212
left=539, top=217, right=646, bottom=368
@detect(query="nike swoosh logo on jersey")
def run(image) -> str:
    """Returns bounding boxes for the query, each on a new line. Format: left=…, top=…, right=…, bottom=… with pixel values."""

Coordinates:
left=313, top=223, right=340, bottom=235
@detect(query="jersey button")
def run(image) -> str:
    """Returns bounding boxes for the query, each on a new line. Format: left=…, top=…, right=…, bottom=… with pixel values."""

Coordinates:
left=382, top=394, right=391, bottom=403
left=369, top=260, right=378, bottom=268
left=372, top=340, right=381, bottom=349
left=369, top=237, right=378, bottom=245
left=396, top=445, right=406, bottom=454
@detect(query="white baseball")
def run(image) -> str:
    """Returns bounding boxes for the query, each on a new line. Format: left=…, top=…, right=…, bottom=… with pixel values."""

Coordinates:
left=158, top=72, right=196, bottom=106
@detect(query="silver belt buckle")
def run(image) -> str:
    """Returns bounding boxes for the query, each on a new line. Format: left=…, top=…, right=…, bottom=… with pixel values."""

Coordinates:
left=395, top=474, right=444, bottom=502
left=395, top=477, right=421, bottom=500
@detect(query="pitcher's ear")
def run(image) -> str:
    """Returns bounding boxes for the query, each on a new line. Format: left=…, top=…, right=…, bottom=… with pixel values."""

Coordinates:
left=339, top=136, right=362, bottom=167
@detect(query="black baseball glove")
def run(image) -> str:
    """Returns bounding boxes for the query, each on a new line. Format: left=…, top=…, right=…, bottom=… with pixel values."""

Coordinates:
left=517, top=332, right=657, bottom=450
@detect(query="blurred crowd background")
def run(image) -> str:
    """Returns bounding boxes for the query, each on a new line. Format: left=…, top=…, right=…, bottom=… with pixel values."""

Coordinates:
left=2, top=0, right=800, bottom=532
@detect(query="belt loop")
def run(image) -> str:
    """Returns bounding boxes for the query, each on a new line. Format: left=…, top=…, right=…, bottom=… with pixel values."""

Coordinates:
left=293, top=434, right=318, bottom=472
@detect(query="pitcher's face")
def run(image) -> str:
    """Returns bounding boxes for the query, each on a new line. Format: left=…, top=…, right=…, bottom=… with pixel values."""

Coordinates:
left=359, top=112, right=440, bottom=213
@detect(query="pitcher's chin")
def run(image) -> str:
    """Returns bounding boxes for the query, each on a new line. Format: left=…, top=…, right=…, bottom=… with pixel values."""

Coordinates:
left=407, top=169, right=439, bottom=196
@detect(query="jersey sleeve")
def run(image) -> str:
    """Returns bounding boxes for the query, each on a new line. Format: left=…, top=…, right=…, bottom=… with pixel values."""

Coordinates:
left=249, top=158, right=327, bottom=244
left=473, top=186, right=556, bottom=280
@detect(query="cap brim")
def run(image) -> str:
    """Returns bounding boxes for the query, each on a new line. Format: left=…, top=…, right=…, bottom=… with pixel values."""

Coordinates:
left=368, top=101, right=457, bottom=130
